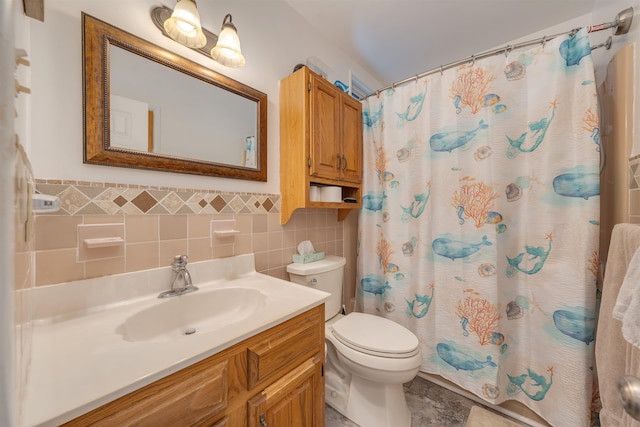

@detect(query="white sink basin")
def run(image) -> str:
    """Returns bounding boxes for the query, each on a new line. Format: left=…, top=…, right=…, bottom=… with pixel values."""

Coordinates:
left=119, top=287, right=267, bottom=342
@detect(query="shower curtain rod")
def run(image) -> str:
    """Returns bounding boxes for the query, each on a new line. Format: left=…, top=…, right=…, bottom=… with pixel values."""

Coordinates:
left=369, top=6, right=634, bottom=98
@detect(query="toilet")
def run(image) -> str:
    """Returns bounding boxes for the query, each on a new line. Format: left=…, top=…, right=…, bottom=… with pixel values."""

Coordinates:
left=287, top=256, right=422, bottom=427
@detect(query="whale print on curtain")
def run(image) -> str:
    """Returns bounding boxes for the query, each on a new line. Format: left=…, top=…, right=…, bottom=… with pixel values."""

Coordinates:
left=357, top=28, right=599, bottom=427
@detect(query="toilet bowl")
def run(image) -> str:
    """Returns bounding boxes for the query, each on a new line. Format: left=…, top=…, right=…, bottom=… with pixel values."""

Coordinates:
left=287, top=256, right=422, bottom=427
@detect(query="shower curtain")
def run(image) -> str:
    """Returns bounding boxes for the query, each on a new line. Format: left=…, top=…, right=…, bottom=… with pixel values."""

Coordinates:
left=357, top=28, right=600, bottom=426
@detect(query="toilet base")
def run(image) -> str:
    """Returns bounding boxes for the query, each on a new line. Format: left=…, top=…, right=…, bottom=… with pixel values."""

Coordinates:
left=326, top=374, right=411, bottom=427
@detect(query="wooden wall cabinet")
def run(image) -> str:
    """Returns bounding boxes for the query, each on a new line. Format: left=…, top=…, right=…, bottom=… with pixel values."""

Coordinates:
left=64, top=306, right=325, bottom=427
left=280, top=66, right=363, bottom=224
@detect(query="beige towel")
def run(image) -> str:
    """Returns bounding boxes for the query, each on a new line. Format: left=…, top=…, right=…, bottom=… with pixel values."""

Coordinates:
left=596, top=223, right=640, bottom=426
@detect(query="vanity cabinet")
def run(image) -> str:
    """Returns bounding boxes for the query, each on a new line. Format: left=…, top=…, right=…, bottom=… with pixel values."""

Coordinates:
left=280, top=66, right=363, bottom=224
left=248, top=356, right=323, bottom=427
left=63, top=305, right=325, bottom=427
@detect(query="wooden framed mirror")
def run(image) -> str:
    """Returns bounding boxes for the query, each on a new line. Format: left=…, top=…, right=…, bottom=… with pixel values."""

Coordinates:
left=82, top=13, right=267, bottom=181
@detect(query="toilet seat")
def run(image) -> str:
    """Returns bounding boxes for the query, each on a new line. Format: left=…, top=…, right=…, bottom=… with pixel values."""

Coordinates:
left=330, top=313, right=420, bottom=358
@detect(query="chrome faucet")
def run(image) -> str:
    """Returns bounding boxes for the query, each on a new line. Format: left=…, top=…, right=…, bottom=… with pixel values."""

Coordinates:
left=158, top=255, right=198, bottom=298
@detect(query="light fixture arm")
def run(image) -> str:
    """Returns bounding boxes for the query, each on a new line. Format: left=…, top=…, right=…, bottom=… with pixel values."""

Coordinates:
left=222, top=14, right=237, bottom=33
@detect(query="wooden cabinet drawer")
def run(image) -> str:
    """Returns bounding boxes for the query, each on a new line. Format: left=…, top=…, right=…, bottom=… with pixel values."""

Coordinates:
left=64, top=359, right=228, bottom=427
left=247, top=307, right=323, bottom=389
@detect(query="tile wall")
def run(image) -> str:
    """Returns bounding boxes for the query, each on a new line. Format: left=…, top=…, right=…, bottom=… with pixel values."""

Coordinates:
left=14, top=142, right=35, bottom=424
left=33, top=179, right=344, bottom=287
left=629, top=156, right=640, bottom=221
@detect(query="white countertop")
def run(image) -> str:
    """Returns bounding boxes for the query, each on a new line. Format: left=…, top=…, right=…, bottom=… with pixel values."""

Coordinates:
left=22, top=255, right=329, bottom=427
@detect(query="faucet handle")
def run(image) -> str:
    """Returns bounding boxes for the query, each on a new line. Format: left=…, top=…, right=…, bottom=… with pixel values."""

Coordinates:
left=172, top=254, right=188, bottom=266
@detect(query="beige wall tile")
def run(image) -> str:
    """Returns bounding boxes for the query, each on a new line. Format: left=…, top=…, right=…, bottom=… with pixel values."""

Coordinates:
left=188, top=215, right=212, bottom=238
left=252, top=214, right=268, bottom=233
left=160, top=215, right=187, bottom=240
left=268, top=231, right=283, bottom=250
left=159, top=239, right=188, bottom=266
left=283, top=230, right=296, bottom=249
left=292, top=211, right=307, bottom=229
left=213, top=244, right=234, bottom=259
left=126, top=242, right=159, bottom=272
left=188, top=237, right=213, bottom=262
left=125, top=215, right=158, bottom=243
left=235, top=214, right=252, bottom=234
left=35, top=249, right=84, bottom=286
left=314, top=241, right=327, bottom=254
left=267, top=213, right=282, bottom=232
left=323, top=227, right=336, bottom=242
left=85, top=257, right=125, bottom=280
left=281, top=217, right=295, bottom=231
left=307, top=228, right=322, bottom=244
left=294, top=229, right=308, bottom=246
left=309, top=212, right=326, bottom=228
left=265, top=267, right=286, bottom=280
left=321, top=241, right=333, bottom=256
left=30, top=194, right=348, bottom=289
left=235, top=235, right=252, bottom=255
left=267, top=249, right=283, bottom=269
left=14, top=251, right=33, bottom=291
left=283, top=246, right=297, bottom=258
left=327, top=210, right=339, bottom=226
left=252, top=233, right=268, bottom=253
left=83, top=214, right=125, bottom=224
left=254, top=252, right=268, bottom=272
left=630, top=189, right=640, bottom=216
left=35, top=215, right=82, bottom=251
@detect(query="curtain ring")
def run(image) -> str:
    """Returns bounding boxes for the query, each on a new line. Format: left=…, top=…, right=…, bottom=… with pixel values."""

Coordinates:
left=541, top=35, right=547, bottom=48
left=471, top=55, right=475, bottom=66
left=440, top=65, right=444, bottom=76
left=415, top=74, right=419, bottom=83
left=505, top=45, right=512, bottom=58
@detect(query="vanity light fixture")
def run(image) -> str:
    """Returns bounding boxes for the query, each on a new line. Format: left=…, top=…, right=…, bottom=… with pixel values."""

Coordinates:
left=152, top=3, right=245, bottom=68
left=210, top=14, right=245, bottom=68
left=162, top=0, right=207, bottom=49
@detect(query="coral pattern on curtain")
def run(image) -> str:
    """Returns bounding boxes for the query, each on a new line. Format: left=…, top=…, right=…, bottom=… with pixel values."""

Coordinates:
left=357, top=28, right=600, bottom=427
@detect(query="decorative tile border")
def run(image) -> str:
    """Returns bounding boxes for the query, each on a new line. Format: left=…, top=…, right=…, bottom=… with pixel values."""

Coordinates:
left=630, top=157, right=640, bottom=190
left=35, top=179, right=281, bottom=216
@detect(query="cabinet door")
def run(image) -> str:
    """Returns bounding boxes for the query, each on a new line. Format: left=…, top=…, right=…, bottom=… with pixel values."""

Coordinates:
left=310, top=75, right=341, bottom=180
left=340, top=95, right=362, bottom=183
left=247, top=356, right=324, bottom=427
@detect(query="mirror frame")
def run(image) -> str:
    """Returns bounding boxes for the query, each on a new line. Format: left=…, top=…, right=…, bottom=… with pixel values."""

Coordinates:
left=82, top=13, right=267, bottom=181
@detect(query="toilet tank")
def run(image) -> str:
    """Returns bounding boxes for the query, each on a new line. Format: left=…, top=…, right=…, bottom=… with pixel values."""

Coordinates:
left=287, top=256, right=346, bottom=320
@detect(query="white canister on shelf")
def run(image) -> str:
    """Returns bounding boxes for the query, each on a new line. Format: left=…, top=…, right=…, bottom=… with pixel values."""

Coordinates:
left=309, top=186, right=319, bottom=201
left=320, top=186, right=342, bottom=202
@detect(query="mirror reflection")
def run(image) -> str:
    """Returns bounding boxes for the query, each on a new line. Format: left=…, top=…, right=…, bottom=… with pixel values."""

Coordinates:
left=109, top=45, right=258, bottom=167
left=82, top=13, right=267, bottom=180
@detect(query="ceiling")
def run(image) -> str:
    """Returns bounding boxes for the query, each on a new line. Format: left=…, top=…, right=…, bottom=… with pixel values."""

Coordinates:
left=285, top=0, right=598, bottom=87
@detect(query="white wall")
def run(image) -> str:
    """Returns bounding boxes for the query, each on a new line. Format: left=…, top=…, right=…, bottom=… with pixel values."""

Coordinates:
left=28, top=0, right=383, bottom=194
left=592, top=0, right=640, bottom=157
left=0, top=0, right=16, bottom=424
left=485, top=2, right=637, bottom=87
left=591, top=0, right=639, bottom=84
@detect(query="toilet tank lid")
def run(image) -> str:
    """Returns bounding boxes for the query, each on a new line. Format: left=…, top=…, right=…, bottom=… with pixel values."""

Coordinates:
left=287, top=256, right=346, bottom=275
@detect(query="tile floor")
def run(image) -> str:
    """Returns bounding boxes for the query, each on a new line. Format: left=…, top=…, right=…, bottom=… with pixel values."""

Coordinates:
left=325, top=375, right=527, bottom=426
